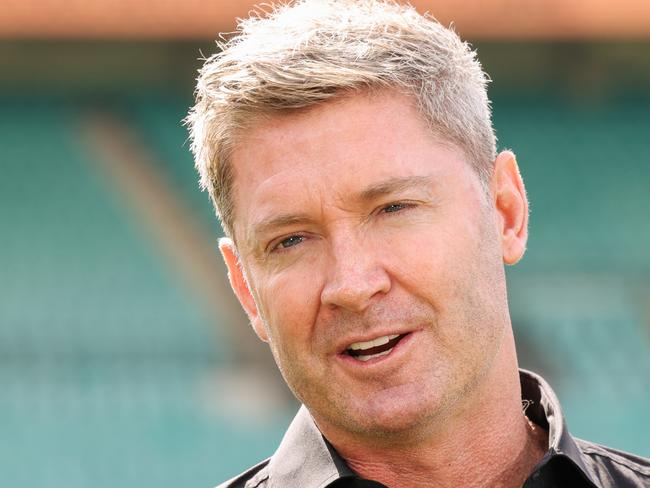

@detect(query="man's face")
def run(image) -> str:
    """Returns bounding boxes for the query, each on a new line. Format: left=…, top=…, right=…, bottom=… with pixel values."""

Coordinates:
left=222, top=91, right=522, bottom=440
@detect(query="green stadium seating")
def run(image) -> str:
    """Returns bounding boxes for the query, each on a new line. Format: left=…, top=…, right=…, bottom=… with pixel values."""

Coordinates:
left=1, top=89, right=648, bottom=487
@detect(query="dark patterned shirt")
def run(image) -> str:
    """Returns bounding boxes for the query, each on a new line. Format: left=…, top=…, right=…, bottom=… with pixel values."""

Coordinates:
left=217, top=370, right=650, bottom=487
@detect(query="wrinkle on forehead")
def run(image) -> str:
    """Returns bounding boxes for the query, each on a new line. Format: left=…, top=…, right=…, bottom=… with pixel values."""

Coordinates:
left=244, top=173, right=442, bottom=251
left=227, top=90, right=471, bottom=249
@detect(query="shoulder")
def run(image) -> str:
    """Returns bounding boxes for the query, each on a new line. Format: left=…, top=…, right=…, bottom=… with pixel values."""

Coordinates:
left=575, top=438, right=650, bottom=487
left=215, top=458, right=271, bottom=488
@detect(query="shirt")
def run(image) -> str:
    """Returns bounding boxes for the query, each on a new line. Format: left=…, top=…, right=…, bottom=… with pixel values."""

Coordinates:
left=217, top=370, right=650, bottom=487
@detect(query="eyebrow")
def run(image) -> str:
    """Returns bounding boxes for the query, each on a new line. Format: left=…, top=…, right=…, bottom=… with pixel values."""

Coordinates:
left=357, top=175, right=435, bottom=202
left=247, top=213, right=315, bottom=249
left=247, top=174, right=435, bottom=245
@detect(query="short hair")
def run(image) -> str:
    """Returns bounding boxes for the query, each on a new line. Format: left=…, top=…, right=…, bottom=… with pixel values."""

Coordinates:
left=186, top=0, right=496, bottom=238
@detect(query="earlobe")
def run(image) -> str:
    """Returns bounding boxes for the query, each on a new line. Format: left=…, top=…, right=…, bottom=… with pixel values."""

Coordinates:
left=218, top=237, right=270, bottom=343
left=493, top=151, right=529, bottom=265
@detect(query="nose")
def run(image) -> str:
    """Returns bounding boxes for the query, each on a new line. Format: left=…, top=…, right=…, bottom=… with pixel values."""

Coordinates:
left=320, top=232, right=391, bottom=313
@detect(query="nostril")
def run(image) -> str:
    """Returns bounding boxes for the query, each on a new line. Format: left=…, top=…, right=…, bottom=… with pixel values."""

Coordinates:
left=320, top=265, right=391, bottom=312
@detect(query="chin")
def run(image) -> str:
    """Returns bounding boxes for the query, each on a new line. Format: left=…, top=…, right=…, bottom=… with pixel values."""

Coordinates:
left=350, top=410, right=436, bottom=444
left=345, top=388, right=442, bottom=439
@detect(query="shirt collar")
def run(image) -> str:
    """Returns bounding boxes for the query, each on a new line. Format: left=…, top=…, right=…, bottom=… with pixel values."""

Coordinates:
left=267, top=370, right=599, bottom=487
left=519, top=369, right=599, bottom=487
left=267, top=405, right=358, bottom=488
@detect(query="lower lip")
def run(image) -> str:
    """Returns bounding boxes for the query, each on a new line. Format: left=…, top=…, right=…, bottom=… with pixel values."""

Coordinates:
left=337, top=332, right=415, bottom=367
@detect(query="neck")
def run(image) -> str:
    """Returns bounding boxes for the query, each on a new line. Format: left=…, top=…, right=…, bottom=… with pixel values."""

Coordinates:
left=323, top=333, right=548, bottom=488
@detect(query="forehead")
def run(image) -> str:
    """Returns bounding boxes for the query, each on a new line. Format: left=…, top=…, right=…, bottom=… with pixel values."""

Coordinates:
left=228, top=90, right=468, bottom=242
left=236, top=90, right=436, bottom=160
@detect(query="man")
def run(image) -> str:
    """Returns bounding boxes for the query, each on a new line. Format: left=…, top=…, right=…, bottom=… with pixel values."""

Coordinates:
left=186, top=1, right=650, bottom=486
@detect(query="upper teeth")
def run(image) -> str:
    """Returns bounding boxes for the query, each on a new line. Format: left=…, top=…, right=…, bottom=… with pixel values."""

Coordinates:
left=348, top=334, right=400, bottom=351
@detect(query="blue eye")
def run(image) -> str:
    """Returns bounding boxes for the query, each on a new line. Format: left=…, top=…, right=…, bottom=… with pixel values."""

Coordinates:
left=277, top=235, right=304, bottom=249
left=383, top=202, right=408, bottom=213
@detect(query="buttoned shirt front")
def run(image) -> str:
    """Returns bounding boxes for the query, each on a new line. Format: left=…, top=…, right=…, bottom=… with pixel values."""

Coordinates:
left=218, top=370, right=650, bottom=487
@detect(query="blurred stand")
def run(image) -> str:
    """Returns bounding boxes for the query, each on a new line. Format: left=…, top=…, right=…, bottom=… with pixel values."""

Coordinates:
left=0, top=2, right=649, bottom=487
left=82, top=112, right=295, bottom=416
left=1, top=0, right=650, bottom=39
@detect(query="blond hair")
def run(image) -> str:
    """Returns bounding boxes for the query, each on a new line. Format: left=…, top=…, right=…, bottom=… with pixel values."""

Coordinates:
left=186, top=0, right=496, bottom=237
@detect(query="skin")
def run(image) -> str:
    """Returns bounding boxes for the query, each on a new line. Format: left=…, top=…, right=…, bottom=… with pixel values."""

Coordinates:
left=219, top=90, right=546, bottom=487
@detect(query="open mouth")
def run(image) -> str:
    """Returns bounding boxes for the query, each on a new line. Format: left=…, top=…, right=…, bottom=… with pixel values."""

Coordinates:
left=345, top=333, right=408, bottom=362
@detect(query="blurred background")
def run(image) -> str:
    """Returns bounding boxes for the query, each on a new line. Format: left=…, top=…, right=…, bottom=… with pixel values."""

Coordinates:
left=1, top=1, right=649, bottom=486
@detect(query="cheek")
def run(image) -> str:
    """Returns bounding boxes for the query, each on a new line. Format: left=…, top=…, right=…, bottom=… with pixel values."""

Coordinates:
left=255, top=264, right=325, bottom=349
left=382, top=211, right=499, bottom=308
left=381, top=223, right=455, bottom=279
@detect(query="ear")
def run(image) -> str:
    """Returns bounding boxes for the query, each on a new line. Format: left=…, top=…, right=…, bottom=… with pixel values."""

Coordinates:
left=218, top=237, right=269, bottom=343
left=493, top=151, right=529, bottom=265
